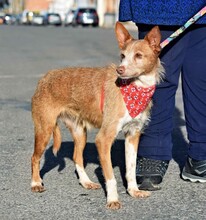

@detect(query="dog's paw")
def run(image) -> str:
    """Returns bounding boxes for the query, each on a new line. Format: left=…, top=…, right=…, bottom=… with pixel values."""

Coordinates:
left=31, top=185, right=45, bottom=193
left=128, top=189, right=151, bottom=198
left=106, top=201, right=122, bottom=210
left=82, top=181, right=101, bottom=190
left=31, top=181, right=45, bottom=193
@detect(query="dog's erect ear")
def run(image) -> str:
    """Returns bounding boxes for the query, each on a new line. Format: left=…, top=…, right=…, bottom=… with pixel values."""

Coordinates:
left=144, top=26, right=161, bottom=55
left=115, top=22, right=133, bottom=49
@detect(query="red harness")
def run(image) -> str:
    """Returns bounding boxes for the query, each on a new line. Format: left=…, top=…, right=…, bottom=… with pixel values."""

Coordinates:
left=100, top=79, right=155, bottom=118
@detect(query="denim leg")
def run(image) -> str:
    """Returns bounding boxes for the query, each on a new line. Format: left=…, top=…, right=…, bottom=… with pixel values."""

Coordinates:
left=137, top=26, right=188, bottom=160
left=182, top=26, right=206, bottom=160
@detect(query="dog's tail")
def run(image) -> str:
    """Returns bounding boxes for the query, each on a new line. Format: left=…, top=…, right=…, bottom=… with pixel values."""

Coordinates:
left=53, top=124, right=61, bottom=156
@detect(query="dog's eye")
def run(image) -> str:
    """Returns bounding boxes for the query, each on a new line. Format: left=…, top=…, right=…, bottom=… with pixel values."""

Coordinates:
left=120, top=53, right=125, bottom=61
left=135, top=53, right=143, bottom=59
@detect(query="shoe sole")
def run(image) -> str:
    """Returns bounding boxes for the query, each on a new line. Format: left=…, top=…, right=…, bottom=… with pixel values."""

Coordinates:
left=181, top=173, right=206, bottom=183
left=136, top=174, right=162, bottom=185
left=138, top=178, right=161, bottom=191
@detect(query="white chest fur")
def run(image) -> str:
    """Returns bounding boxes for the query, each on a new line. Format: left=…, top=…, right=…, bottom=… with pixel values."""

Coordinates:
left=116, top=107, right=151, bottom=136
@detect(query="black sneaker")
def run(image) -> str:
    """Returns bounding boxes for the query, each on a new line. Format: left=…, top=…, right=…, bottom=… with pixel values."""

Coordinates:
left=136, top=157, right=169, bottom=190
left=181, top=157, right=206, bottom=183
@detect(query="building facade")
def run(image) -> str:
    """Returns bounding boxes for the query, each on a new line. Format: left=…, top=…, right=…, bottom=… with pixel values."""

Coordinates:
left=25, top=0, right=49, bottom=12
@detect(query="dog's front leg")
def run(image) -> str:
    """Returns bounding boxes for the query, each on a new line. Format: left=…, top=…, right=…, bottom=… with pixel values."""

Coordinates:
left=96, top=129, right=121, bottom=210
left=125, top=131, right=151, bottom=198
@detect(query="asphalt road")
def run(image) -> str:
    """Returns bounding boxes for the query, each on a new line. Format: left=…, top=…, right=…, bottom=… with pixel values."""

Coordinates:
left=0, top=25, right=205, bottom=220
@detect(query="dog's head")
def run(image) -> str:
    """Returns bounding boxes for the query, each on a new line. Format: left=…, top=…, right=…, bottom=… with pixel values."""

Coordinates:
left=115, top=22, right=162, bottom=80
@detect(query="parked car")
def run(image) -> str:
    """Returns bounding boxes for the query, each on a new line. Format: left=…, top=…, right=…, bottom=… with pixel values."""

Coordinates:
left=3, top=14, right=16, bottom=25
left=19, top=11, right=39, bottom=25
left=43, top=13, right=62, bottom=26
left=72, top=8, right=99, bottom=27
left=64, top=9, right=75, bottom=26
left=32, top=15, right=44, bottom=26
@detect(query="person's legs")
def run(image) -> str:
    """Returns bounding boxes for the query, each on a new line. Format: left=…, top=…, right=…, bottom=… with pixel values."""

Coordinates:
left=136, top=25, right=190, bottom=188
left=181, top=25, right=206, bottom=182
left=138, top=25, right=186, bottom=160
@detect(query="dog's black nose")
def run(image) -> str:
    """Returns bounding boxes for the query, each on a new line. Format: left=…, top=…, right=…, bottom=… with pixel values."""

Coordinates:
left=116, top=66, right=125, bottom=75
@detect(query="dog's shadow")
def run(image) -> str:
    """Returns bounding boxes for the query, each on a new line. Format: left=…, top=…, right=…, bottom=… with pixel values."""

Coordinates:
left=40, top=139, right=126, bottom=190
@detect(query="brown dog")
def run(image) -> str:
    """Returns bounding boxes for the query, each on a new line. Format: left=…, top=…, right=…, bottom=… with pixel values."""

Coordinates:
left=31, top=22, right=164, bottom=209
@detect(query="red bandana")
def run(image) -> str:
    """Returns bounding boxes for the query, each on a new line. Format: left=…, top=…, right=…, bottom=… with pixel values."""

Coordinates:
left=119, top=80, right=156, bottom=118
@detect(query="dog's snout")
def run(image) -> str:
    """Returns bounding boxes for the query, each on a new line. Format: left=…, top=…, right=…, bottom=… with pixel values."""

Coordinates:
left=116, top=66, right=125, bottom=75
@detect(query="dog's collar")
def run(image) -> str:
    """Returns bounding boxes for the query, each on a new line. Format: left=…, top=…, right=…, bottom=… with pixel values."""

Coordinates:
left=119, top=79, right=156, bottom=118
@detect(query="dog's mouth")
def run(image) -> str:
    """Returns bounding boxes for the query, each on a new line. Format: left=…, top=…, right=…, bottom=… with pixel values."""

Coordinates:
left=116, top=71, right=144, bottom=80
left=117, top=75, right=132, bottom=79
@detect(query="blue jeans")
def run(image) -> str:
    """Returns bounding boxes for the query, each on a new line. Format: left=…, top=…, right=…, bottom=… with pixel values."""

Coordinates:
left=137, top=24, right=206, bottom=161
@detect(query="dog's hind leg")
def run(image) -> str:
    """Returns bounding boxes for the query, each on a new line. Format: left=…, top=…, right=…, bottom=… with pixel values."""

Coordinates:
left=125, top=131, right=150, bottom=198
left=31, top=113, right=57, bottom=192
left=53, top=124, right=61, bottom=156
left=66, top=121, right=101, bottom=189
